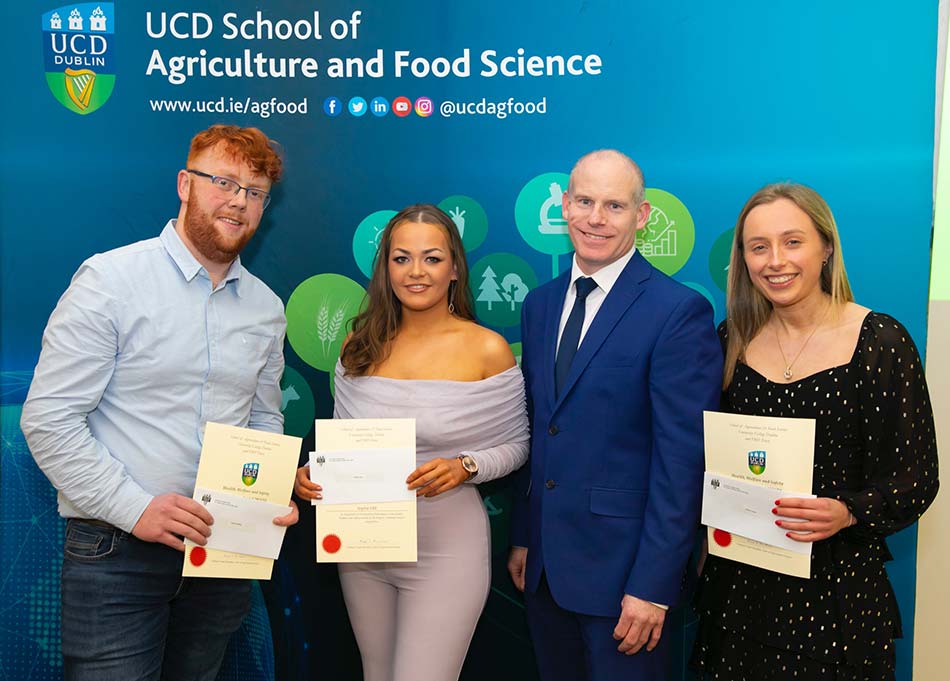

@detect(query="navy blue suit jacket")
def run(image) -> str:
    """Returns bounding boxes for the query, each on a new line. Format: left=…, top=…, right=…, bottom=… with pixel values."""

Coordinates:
left=511, top=251, right=722, bottom=616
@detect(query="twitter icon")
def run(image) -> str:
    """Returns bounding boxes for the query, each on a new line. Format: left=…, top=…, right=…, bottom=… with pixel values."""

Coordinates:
left=348, top=97, right=367, bottom=117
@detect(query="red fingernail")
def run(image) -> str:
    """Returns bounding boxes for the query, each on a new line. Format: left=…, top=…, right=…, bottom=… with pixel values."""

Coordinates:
left=775, top=499, right=781, bottom=506
left=771, top=508, right=778, bottom=515
left=775, top=520, right=782, bottom=526
left=786, top=533, right=793, bottom=538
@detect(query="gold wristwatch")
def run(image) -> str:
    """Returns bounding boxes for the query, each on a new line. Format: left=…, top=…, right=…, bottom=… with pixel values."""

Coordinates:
left=458, top=454, right=478, bottom=479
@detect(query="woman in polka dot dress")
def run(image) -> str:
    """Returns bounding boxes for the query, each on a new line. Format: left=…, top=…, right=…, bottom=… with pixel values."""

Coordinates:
left=690, top=183, right=939, bottom=680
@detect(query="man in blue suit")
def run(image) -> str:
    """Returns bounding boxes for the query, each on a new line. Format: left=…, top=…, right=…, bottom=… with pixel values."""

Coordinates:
left=508, top=150, right=722, bottom=679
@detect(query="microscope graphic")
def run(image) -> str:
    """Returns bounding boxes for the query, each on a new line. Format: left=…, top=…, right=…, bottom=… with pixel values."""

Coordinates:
left=537, top=182, right=568, bottom=234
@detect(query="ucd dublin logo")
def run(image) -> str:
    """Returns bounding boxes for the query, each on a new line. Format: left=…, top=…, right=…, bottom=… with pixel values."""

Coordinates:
left=42, top=3, right=116, bottom=114
left=748, top=450, right=766, bottom=476
left=242, top=463, right=260, bottom=487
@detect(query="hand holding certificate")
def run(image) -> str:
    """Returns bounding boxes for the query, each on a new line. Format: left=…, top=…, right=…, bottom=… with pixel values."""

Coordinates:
left=192, top=487, right=292, bottom=559
left=311, top=448, right=414, bottom=505
left=183, top=422, right=301, bottom=579
left=701, top=472, right=814, bottom=554
left=309, top=418, right=417, bottom=563
left=702, top=411, right=816, bottom=578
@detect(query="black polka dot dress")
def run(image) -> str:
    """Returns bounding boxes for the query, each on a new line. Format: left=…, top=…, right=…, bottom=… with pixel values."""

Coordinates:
left=690, top=313, right=940, bottom=681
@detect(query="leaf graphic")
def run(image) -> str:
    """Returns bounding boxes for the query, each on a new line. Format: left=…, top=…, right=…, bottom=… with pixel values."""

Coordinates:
left=316, top=302, right=329, bottom=344
left=327, top=305, right=347, bottom=344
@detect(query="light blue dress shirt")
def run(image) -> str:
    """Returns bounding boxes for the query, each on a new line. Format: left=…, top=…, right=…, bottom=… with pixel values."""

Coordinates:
left=21, top=221, right=286, bottom=532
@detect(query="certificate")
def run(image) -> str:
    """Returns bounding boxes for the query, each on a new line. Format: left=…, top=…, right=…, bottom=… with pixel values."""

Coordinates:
left=703, top=411, right=815, bottom=578
left=183, top=422, right=301, bottom=579
left=192, top=487, right=290, bottom=559
left=701, top=473, right=815, bottom=554
left=312, top=418, right=417, bottom=563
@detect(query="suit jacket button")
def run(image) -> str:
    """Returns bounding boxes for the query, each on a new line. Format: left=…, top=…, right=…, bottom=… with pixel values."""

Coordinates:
left=548, top=425, right=559, bottom=435
left=545, top=480, right=556, bottom=489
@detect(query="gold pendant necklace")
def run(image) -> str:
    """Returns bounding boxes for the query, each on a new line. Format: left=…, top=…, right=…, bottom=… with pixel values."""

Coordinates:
left=774, top=304, right=831, bottom=380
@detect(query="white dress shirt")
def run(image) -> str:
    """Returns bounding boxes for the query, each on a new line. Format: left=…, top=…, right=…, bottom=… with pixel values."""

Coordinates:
left=556, top=246, right=638, bottom=350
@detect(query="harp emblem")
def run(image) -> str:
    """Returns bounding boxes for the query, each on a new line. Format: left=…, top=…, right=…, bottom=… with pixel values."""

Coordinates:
left=64, top=69, right=96, bottom=111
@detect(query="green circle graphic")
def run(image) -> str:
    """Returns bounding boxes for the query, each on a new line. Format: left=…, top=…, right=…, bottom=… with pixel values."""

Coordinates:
left=709, top=228, right=735, bottom=293
left=280, top=366, right=316, bottom=438
left=438, top=195, right=488, bottom=252
left=514, top=172, right=573, bottom=255
left=470, top=253, right=538, bottom=328
left=681, top=281, right=719, bottom=320
left=286, top=274, right=367, bottom=372
left=352, top=210, right=397, bottom=280
left=637, top=189, right=695, bottom=275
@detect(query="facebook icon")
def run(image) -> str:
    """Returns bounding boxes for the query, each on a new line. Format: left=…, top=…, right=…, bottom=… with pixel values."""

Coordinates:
left=323, top=96, right=342, bottom=117
left=370, top=96, right=390, bottom=117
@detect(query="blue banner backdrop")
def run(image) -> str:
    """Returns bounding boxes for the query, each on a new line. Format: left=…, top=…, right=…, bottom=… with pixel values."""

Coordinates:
left=1, top=2, right=936, bottom=680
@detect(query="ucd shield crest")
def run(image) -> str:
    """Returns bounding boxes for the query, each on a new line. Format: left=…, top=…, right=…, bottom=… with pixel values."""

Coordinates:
left=748, top=450, right=766, bottom=475
left=42, top=3, right=115, bottom=115
left=242, top=463, right=260, bottom=487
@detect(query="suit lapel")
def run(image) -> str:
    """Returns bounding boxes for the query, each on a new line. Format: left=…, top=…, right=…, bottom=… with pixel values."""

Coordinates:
left=554, top=252, right=652, bottom=408
left=542, top=271, right=571, bottom=410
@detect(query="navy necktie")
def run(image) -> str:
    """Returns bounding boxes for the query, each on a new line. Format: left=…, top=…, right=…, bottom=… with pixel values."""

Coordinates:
left=555, top=277, right=598, bottom=397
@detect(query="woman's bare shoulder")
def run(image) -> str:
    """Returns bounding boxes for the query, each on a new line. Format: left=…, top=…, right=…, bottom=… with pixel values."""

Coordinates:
left=462, top=323, right=516, bottom=377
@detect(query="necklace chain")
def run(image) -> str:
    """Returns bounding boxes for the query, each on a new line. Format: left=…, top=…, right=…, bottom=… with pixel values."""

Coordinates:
left=774, top=304, right=831, bottom=380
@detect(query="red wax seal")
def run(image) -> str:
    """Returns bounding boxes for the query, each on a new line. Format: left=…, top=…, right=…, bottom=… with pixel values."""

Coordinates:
left=189, top=546, right=207, bottom=566
left=322, top=534, right=342, bottom=554
left=713, top=529, right=732, bottom=547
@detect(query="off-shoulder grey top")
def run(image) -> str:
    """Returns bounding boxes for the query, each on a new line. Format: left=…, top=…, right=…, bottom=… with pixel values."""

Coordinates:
left=333, top=360, right=530, bottom=482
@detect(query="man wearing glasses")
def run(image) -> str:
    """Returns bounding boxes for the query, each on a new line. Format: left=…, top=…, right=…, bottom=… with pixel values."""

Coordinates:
left=21, top=125, right=297, bottom=680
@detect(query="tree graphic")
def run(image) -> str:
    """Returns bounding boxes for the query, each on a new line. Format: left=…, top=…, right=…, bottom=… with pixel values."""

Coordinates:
left=500, top=273, right=529, bottom=311
left=477, top=266, right=504, bottom=310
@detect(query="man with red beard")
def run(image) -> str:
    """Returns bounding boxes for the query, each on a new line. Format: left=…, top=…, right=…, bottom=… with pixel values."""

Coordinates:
left=21, top=125, right=298, bottom=680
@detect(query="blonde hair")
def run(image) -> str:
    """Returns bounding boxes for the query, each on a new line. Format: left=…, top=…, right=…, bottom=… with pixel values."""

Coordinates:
left=723, top=183, right=854, bottom=389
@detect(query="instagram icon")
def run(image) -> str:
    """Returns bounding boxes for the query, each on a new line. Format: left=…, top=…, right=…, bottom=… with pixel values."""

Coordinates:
left=414, top=97, right=433, bottom=117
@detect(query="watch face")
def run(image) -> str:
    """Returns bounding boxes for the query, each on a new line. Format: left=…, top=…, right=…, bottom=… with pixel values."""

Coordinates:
left=461, top=456, right=477, bottom=474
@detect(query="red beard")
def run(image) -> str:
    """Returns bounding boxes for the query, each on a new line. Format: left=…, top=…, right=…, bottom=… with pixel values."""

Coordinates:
left=182, top=193, right=256, bottom=264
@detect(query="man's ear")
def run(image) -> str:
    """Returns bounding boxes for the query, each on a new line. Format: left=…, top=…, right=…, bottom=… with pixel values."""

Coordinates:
left=635, top=200, right=652, bottom=232
left=177, top=170, right=191, bottom=203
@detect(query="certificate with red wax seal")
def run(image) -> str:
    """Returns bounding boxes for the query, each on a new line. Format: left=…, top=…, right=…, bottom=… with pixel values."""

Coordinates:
left=702, top=411, right=815, bottom=578
left=311, top=418, right=417, bottom=563
left=182, top=422, right=301, bottom=579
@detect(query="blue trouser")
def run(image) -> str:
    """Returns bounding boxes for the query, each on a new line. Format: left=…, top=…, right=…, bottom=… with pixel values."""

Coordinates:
left=60, top=519, right=252, bottom=681
left=525, top=573, right=671, bottom=681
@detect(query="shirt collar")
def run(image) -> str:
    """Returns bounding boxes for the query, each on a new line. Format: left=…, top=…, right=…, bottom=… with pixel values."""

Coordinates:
left=569, top=245, right=637, bottom=295
left=161, top=220, right=244, bottom=296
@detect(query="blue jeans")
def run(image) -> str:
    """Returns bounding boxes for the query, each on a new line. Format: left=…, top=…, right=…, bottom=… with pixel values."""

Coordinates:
left=61, top=519, right=252, bottom=681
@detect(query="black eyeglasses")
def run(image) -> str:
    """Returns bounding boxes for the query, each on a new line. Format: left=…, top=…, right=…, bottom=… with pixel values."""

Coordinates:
left=186, top=169, right=271, bottom=209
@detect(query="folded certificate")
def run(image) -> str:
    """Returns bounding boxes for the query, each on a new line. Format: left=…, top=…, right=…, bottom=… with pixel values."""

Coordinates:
left=183, top=422, right=301, bottom=579
left=701, top=472, right=814, bottom=554
left=192, top=487, right=290, bottom=559
left=310, top=448, right=415, bottom=505
left=312, top=418, right=417, bottom=563
left=703, top=411, right=816, bottom=578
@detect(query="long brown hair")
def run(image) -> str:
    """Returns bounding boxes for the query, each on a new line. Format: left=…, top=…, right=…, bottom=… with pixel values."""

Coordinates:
left=723, top=183, right=854, bottom=389
left=341, top=204, right=475, bottom=376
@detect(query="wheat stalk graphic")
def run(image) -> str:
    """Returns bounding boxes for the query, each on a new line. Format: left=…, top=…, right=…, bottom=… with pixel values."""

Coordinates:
left=315, top=298, right=350, bottom=356
left=327, top=305, right=347, bottom=345
left=316, top=299, right=330, bottom=355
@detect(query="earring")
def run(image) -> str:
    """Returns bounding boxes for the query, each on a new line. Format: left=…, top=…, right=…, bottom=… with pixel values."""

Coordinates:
left=822, top=259, right=828, bottom=267
left=448, top=281, right=457, bottom=314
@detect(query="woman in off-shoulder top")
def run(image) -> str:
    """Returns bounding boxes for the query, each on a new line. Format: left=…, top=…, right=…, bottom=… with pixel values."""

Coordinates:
left=690, top=183, right=938, bottom=681
left=295, top=204, right=528, bottom=681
